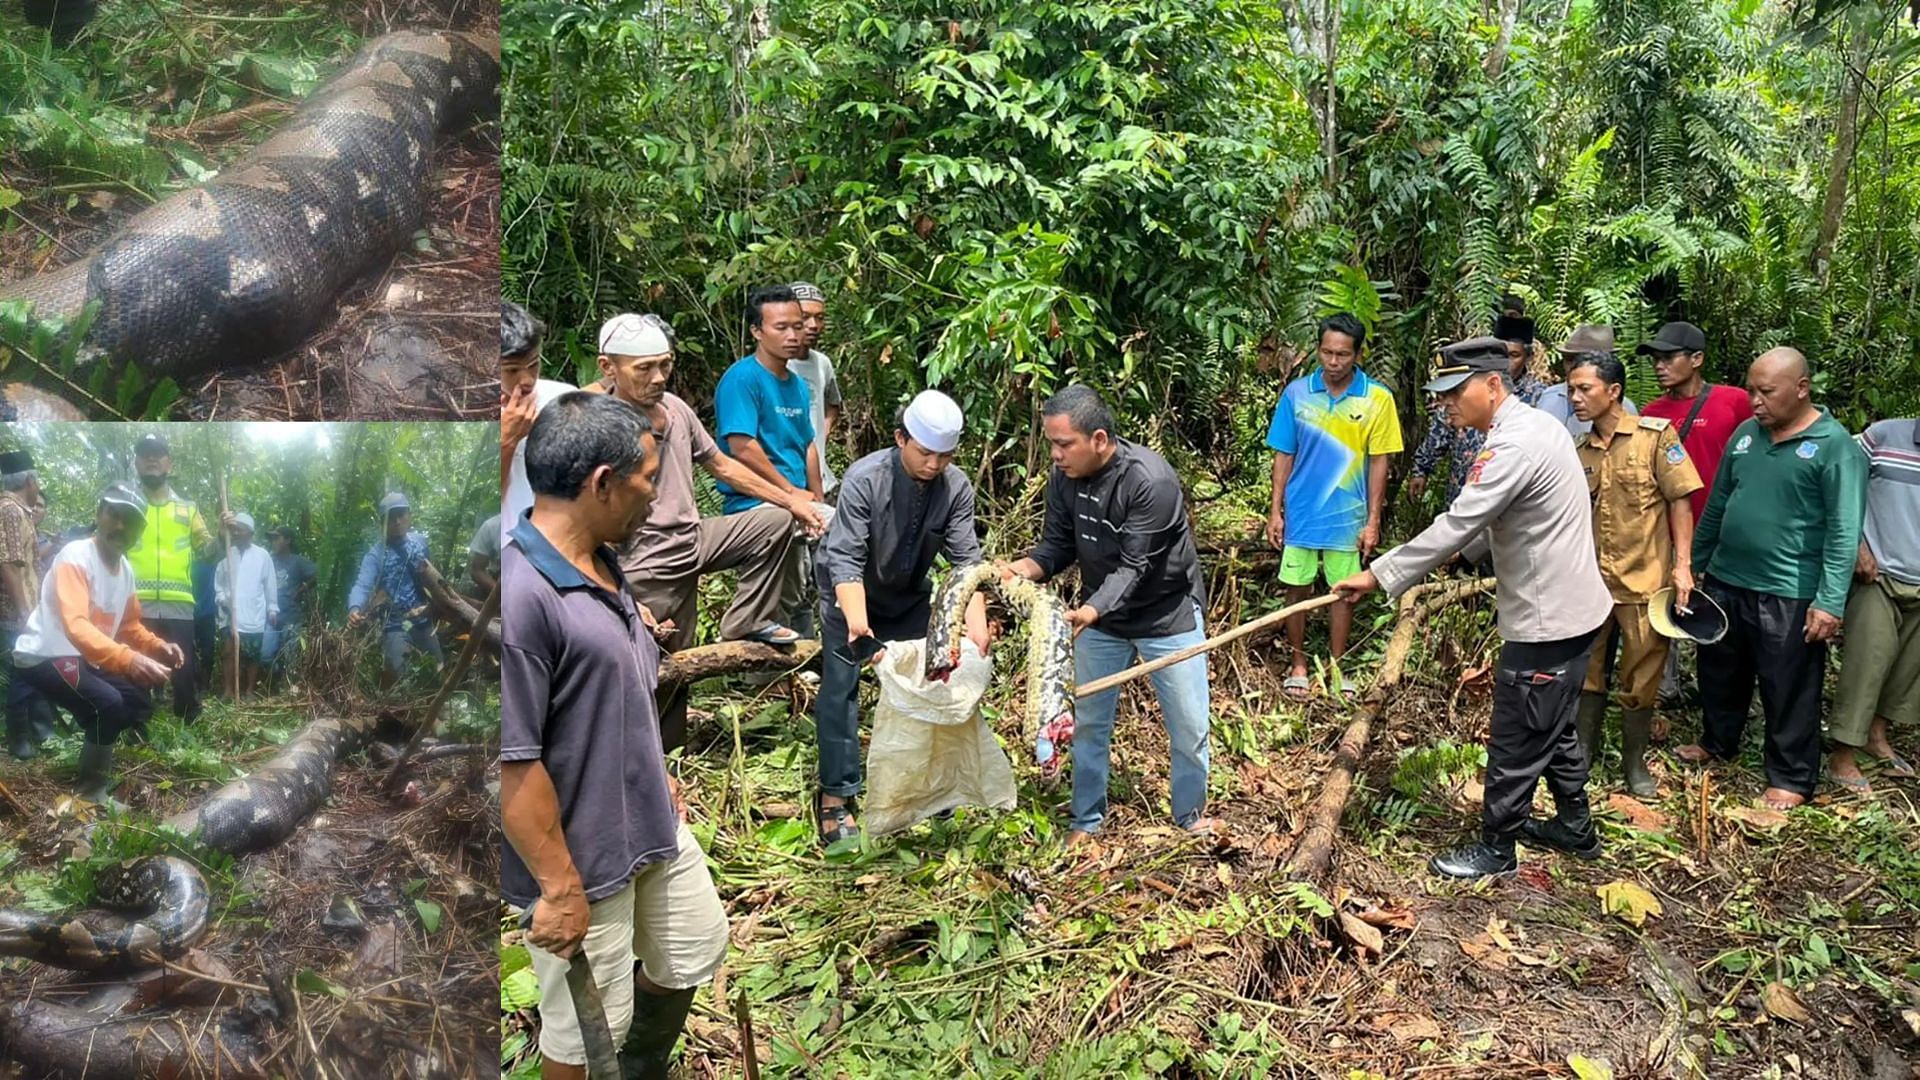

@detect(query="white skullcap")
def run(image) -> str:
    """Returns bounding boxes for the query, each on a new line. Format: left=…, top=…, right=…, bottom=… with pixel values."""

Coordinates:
left=598, top=313, right=671, bottom=357
left=903, top=390, right=964, bottom=453
left=233, top=512, right=255, bottom=531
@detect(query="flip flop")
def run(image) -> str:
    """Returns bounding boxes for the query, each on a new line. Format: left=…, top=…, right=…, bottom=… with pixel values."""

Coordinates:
left=1874, top=752, right=1916, bottom=779
left=1832, top=773, right=1873, bottom=795
left=1283, top=674, right=1312, bottom=702
left=744, top=623, right=803, bottom=646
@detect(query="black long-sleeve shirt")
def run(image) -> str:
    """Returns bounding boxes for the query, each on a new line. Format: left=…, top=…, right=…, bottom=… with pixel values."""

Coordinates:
left=1028, top=439, right=1206, bottom=638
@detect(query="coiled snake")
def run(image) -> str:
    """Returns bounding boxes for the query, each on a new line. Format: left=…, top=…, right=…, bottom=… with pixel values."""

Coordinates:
left=0, top=29, right=499, bottom=416
left=0, top=856, right=210, bottom=971
left=926, top=563, right=1077, bottom=772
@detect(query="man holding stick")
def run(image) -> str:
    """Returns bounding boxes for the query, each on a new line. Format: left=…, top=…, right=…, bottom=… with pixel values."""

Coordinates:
left=1334, top=338, right=1612, bottom=880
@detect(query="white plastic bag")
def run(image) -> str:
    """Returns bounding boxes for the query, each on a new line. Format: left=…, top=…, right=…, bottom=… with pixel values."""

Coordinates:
left=860, top=638, right=1017, bottom=837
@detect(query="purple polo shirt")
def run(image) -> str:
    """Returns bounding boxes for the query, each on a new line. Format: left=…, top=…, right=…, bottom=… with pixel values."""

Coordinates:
left=500, top=512, right=679, bottom=907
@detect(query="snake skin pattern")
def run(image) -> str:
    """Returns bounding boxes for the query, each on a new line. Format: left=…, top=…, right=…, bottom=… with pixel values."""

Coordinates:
left=926, top=563, right=1077, bottom=771
left=0, top=856, right=209, bottom=971
left=163, top=714, right=374, bottom=857
left=0, top=30, right=498, bottom=381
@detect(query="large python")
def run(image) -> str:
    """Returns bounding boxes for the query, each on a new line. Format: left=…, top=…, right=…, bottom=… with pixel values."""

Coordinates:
left=0, top=29, right=499, bottom=410
left=0, top=856, right=209, bottom=971
left=926, top=564, right=1077, bottom=773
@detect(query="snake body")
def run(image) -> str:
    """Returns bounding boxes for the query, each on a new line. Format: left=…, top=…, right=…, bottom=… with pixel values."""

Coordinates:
left=0, top=29, right=499, bottom=383
left=164, top=714, right=375, bottom=857
left=0, top=856, right=209, bottom=971
left=926, top=564, right=1077, bottom=770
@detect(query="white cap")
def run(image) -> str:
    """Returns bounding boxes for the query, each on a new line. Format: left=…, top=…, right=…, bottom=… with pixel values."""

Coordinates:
left=233, top=512, right=255, bottom=532
left=903, top=390, right=964, bottom=453
left=598, top=313, right=671, bottom=357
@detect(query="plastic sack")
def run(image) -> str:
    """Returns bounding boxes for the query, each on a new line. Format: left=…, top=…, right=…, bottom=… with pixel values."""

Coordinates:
left=861, top=637, right=1017, bottom=837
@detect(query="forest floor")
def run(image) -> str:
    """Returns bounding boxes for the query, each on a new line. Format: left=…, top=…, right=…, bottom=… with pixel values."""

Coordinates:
left=0, top=0, right=497, bottom=420
left=497, top=583, right=1920, bottom=1080
left=0, top=660, right=500, bottom=1078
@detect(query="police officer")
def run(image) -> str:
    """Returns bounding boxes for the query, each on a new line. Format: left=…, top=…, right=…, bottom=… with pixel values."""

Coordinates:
left=1567, top=352, right=1702, bottom=798
left=1335, top=337, right=1612, bottom=879
left=128, top=433, right=222, bottom=726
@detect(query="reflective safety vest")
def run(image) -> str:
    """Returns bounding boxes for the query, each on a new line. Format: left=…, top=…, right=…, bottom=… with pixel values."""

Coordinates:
left=128, top=497, right=198, bottom=605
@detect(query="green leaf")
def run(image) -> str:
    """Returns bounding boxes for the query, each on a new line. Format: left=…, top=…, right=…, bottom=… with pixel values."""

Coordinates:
left=414, top=898, right=443, bottom=933
left=295, top=968, right=347, bottom=998
left=500, top=967, right=542, bottom=1011
left=1568, top=1055, right=1614, bottom=1080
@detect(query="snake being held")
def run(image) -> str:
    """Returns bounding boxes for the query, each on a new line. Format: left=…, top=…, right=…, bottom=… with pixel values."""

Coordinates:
left=926, top=564, right=1077, bottom=774
left=0, top=29, right=499, bottom=410
left=0, top=856, right=210, bottom=972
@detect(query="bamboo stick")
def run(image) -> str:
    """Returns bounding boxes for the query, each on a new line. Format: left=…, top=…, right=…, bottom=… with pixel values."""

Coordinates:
left=1074, top=593, right=1343, bottom=700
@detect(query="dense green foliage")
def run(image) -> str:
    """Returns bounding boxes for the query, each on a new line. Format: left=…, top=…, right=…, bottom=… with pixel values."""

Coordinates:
left=505, top=0, right=1920, bottom=502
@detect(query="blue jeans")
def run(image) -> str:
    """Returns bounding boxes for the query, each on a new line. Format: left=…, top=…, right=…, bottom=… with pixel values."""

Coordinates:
left=1071, top=604, right=1211, bottom=834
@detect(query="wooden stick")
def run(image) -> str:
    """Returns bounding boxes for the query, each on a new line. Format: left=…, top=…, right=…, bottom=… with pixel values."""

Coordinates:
left=218, top=474, right=240, bottom=702
left=1075, top=593, right=1343, bottom=700
left=0, top=776, right=26, bottom=817
left=380, top=581, right=500, bottom=795
left=734, top=986, right=761, bottom=1080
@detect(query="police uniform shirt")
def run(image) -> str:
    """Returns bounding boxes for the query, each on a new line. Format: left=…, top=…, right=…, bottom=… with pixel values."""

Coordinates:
left=1373, top=395, right=1612, bottom=642
left=1578, top=416, right=1703, bottom=603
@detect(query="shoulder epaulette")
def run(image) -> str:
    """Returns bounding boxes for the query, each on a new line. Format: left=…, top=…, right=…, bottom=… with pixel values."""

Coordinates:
left=1637, top=416, right=1671, bottom=431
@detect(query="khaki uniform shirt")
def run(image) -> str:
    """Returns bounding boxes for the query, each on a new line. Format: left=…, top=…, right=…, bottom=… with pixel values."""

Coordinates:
left=1374, top=396, right=1613, bottom=643
left=1578, top=416, right=1703, bottom=603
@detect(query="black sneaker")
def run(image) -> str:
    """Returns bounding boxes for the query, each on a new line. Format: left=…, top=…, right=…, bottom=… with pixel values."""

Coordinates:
left=1519, top=816, right=1603, bottom=860
left=1429, top=841, right=1517, bottom=880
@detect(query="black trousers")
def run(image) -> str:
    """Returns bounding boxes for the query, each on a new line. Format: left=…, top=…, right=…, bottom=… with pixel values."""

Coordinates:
left=15, top=660, right=151, bottom=746
left=149, top=617, right=200, bottom=721
left=1482, top=627, right=1600, bottom=845
left=1695, top=580, right=1824, bottom=797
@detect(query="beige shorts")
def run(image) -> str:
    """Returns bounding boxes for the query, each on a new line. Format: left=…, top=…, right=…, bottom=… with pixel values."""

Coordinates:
left=523, top=821, right=728, bottom=1066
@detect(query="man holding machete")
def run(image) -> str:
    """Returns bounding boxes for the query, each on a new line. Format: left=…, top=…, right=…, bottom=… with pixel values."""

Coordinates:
left=501, top=393, right=728, bottom=1079
left=1334, top=338, right=1613, bottom=880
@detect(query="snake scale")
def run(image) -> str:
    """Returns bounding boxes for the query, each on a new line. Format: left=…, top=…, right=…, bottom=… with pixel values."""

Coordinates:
left=926, top=564, right=1078, bottom=772
left=0, top=856, right=209, bottom=971
left=0, top=29, right=499, bottom=417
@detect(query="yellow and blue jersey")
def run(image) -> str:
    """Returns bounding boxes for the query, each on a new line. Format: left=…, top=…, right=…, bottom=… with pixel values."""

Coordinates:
left=1266, top=369, right=1404, bottom=550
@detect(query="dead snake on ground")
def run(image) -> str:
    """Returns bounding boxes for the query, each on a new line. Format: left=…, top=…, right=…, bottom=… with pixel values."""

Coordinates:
left=926, top=563, right=1077, bottom=773
left=0, top=28, right=499, bottom=418
left=0, top=856, right=210, bottom=971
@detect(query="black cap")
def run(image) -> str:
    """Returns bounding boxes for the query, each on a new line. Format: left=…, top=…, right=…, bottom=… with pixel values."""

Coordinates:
left=1637, top=321, right=1706, bottom=356
left=134, top=433, right=170, bottom=457
left=98, top=481, right=148, bottom=517
left=0, top=449, right=33, bottom=474
left=1493, top=314, right=1535, bottom=346
left=1422, top=337, right=1512, bottom=394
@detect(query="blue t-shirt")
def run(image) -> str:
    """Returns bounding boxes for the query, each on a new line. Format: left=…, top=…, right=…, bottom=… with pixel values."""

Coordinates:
left=712, top=355, right=816, bottom=512
left=1266, top=369, right=1404, bottom=551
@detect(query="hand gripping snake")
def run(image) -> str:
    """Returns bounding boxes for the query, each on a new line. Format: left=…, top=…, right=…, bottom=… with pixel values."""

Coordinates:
left=926, top=563, right=1077, bottom=773
left=0, top=29, right=499, bottom=417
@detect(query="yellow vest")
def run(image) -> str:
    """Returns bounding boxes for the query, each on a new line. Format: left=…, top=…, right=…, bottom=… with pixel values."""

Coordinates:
left=128, top=497, right=198, bottom=605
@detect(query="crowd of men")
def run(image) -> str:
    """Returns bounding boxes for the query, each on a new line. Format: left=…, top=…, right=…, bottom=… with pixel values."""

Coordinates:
left=496, top=285, right=1918, bottom=1077
left=0, top=433, right=476, bottom=807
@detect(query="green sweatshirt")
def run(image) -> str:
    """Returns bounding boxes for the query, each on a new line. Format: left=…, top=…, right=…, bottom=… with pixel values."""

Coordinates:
left=1692, top=410, right=1868, bottom=616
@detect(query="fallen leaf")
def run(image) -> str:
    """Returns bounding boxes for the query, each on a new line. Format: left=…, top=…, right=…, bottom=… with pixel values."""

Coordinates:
left=1723, top=805, right=1791, bottom=830
left=1595, top=880, right=1664, bottom=927
left=1338, top=911, right=1384, bottom=956
left=1459, top=934, right=1511, bottom=970
left=1256, top=833, right=1288, bottom=859
left=1761, top=982, right=1811, bottom=1025
left=1567, top=1054, right=1615, bottom=1080
left=1380, top=1013, right=1442, bottom=1041
left=1215, top=863, right=1235, bottom=889
left=1900, top=1008, right=1919, bottom=1037
left=1606, top=793, right=1670, bottom=831
left=1483, top=917, right=1516, bottom=951
left=1353, top=905, right=1417, bottom=932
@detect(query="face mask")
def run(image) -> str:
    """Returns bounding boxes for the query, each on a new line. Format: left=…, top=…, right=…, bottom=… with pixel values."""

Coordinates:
left=138, top=471, right=168, bottom=490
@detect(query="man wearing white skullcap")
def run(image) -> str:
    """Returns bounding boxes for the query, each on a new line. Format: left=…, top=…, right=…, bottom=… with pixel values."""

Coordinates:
left=214, top=509, right=277, bottom=698
left=810, top=389, right=989, bottom=845
left=500, top=300, right=576, bottom=541
left=595, top=311, right=829, bottom=751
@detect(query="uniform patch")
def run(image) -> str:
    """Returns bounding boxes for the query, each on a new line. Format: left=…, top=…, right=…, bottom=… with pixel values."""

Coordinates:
left=1466, top=448, right=1495, bottom=484
left=1735, top=435, right=1752, bottom=452
left=1665, top=444, right=1686, bottom=465
left=1797, top=441, right=1818, bottom=459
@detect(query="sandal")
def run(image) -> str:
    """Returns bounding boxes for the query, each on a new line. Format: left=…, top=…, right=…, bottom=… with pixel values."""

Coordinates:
left=817, top=796, right=861, bottom=846
left=1283, top=674, right=1312, bottom=703
left=1873, top=752, right=1916, bottom=779
left=1832, top=773, right=1873, bottom=795
left=744, top=623, right=803, bottom=646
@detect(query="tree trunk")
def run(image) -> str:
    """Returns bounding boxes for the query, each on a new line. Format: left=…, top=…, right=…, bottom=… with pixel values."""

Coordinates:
left=1484, top=0, right=1522, bottom=79
left=1322, top=0, right=1340, bottom=190
left=1811, top=25, right=1872, bottom=282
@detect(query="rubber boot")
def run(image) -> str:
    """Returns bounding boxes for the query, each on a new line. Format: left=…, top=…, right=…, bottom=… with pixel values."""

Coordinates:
left=620, top=985, right=696, bottom=1080
left=1520, top=789, right=1602, bottom=859
left=1575, top=692, right=1606, bottom=774
left=1620, top=708, right=1658, bottom=798
left=28, top=697, right=58, bottom=743
left=75, top=742, right=127, bottom=812
left=6, top=709, right=35, bottom=760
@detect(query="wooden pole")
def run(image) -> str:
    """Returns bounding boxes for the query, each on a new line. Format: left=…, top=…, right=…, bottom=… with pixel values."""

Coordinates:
left=218, top=474, right=240, bottom=702
left=381, top=580, right=500, bottom=795
left=1074, top=593, right=1343, bottom=700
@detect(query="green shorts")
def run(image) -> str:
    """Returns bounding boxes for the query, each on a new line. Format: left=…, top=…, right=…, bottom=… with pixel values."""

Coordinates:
left=1279, top=546, right=1361, bottom=588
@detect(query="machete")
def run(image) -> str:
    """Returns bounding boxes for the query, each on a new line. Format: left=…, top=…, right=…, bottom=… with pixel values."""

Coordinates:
left=521, top=901, right=622, bottom=1077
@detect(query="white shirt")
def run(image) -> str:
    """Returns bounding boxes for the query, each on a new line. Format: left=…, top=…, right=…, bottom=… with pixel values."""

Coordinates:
left=504, top=378, right=577, bottom=537
left=216, top=544, right=279, bottom=633
left=14, top=538, right=139, bottom=664
left=786, top=349, right=843, bottom=492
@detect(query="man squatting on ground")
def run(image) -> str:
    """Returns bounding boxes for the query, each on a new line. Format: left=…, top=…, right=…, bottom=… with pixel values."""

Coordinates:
left=502, top=393, right=729, bottom=1080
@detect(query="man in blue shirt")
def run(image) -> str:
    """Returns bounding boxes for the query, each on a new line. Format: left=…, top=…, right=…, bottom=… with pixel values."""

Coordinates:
left=1265, top=314, right=1403, bottom=701
left=714, top=284, right=826, bottom=637
left=347, top=492, right=445, bottom=690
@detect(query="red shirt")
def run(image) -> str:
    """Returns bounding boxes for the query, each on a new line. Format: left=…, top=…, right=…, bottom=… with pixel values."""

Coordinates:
left=1640, top=384, right=1754, bottom=517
